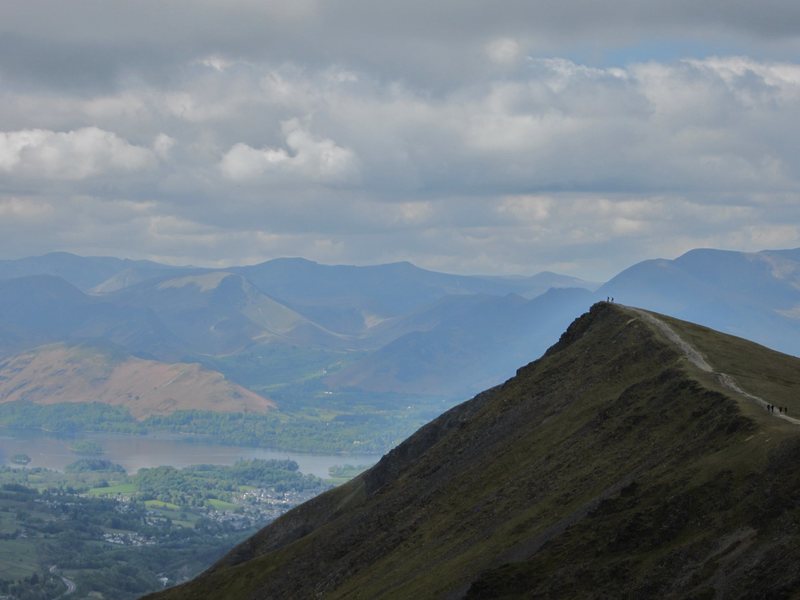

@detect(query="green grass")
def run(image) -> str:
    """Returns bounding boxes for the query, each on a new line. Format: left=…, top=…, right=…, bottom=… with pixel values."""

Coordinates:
left=207, top=499, right=238, bottom=511
left=0, top=539, right=39, bottom=579
left=0, top=510, right=17, bottom=534
left=662, top=312, right=800, bottom=417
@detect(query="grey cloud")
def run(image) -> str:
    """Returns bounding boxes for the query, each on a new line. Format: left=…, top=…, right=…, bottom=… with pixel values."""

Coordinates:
left=3, top=0, right=800, bottom=90
left=0, top=3, right=799, bottom=277
left=4, top=57, right=799, bottom=197
left=0, top=127, right=157, bottom=180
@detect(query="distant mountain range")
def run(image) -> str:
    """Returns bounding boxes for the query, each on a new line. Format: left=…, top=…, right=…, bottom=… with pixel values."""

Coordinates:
left=0, top=275, right=180, bottom=359
left=145, top=303, right=800, bottom=599
left=0, top=248, right=798, bottom=427
left=0, top=252, right=181, bottom=293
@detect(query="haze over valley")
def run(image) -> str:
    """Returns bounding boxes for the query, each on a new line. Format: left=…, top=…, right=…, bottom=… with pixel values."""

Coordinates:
left=0, top=247, right=798, bottom=458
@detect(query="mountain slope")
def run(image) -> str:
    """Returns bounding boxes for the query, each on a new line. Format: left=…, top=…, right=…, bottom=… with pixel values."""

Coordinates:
left=147, top=303, right=800, bottom=599
left=0, top=343, right=274, bottom=418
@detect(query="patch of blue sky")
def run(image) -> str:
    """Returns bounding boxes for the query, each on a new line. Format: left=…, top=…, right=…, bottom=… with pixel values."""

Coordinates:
left=566, top=38, right=741, bottom=67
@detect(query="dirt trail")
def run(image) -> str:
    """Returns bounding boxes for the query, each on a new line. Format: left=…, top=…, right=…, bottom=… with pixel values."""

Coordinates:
left=628, top=307, right=800, bottom=426
left=50, top=565, right=76, bottom=597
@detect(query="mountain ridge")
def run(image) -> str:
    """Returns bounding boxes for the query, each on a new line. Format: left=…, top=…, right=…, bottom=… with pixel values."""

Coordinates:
left=147, top=303, right=800, bottom=599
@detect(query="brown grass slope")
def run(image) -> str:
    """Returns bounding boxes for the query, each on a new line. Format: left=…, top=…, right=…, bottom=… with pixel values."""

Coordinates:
left=146, top=303, right=800, bottom=599
left=0, top=343, right=274, bottom=418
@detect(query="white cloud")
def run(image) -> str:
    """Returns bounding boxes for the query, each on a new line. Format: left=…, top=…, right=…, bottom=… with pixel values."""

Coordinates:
left=153, top=134, right=176, bottom=160
left=198, top=55, right=234, bottom=72
left=219, top=119, right=360, bottom=184
left=0, top=127, right=156, bottom=179
left=486, top=38, right=522, bottom=65
left=0, top=197, right=53, bottom=220
left=0, top=52, right=798, bottom=277
left=497, top=196, right=553, bottom=221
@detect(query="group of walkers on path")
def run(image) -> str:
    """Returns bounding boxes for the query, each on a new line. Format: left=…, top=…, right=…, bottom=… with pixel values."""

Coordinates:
left=767, top=404, right=789, bottom=415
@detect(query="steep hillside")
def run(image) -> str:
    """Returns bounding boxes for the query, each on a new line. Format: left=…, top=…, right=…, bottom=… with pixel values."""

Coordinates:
left=0, top=343, right=274, bottom=418
left=148, top=303, right=800, bottom=599
left=600, top=247, right=800, bottom=356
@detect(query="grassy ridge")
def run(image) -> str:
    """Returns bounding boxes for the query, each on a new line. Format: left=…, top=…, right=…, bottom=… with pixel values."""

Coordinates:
left=147, top=303, right=800, bottom=599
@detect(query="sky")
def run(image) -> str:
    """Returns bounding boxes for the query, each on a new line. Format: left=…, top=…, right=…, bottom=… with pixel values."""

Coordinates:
left=1, top=0, right=800, bottom=280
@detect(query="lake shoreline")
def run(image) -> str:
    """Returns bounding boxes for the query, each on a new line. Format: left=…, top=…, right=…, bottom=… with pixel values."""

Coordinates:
left=0, top=428, right=381, bottom=479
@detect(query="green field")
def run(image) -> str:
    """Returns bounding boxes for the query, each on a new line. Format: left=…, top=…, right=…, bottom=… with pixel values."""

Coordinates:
left=207, top=499, right=238, bottom=511
left=86, top=482, right=137, bottom=496
left=0, top=539, right=38, bottom=580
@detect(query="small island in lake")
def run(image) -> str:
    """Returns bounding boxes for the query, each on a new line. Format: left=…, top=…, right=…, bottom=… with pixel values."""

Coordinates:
left=11, top=453, right=31, bottom=465
left=69, top=440, right=104, bottom=456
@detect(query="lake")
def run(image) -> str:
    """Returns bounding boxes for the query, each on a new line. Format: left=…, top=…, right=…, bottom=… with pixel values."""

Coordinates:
left=0, top=430, right=381, bottom=478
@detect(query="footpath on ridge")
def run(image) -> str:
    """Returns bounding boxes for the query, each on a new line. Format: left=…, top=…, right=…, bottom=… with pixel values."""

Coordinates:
left=627, top=306, right=800, bottom=426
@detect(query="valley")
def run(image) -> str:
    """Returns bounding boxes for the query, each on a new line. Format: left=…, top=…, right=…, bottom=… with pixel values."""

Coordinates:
left=0, top=253, right=600, bottom=457
left=0, top=455, right=353, bottom=599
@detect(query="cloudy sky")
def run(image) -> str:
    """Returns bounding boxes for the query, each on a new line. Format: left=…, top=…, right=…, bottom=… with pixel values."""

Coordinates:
left=1, top=0, right=799, bottom=279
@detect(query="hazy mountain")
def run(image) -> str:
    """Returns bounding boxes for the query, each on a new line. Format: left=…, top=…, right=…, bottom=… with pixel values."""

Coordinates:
left=0, top=252, right=597, bottom=304
left=327, top=287, right=593, bottom=397
left=147, top=303, right=800, bottom=599
left=600, top=247, right=800, bottom=355
left=3, top=248, right=800, bottom=421
left=92, top=264, right=199, bottom=294
left=0, top=342, right=274, bottom=418
left=234, top=258, right=596, bottom=335
left=0, top=252, right=180, bottom=292
left=494, top=270, right=600, bottom=297
left=109, top=272, right=347, bottom=355
left=0, top=275, right=180, bottom=358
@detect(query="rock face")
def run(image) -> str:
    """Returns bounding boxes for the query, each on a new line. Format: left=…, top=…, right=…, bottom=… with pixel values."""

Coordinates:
left=148, top=303, right=800, bottom=599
